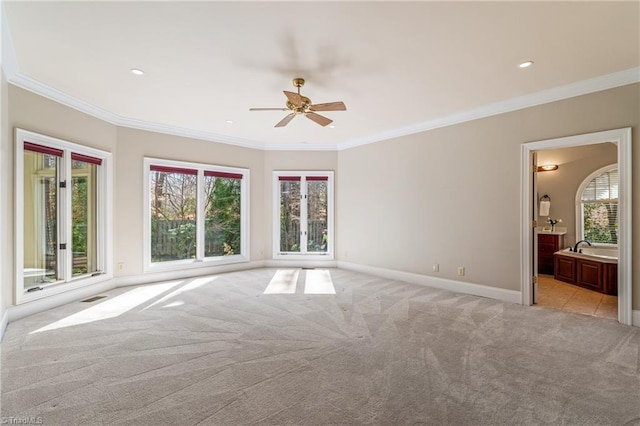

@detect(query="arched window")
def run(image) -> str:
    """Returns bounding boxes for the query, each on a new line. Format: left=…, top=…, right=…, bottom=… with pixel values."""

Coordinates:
left=576, top=164, right=618, bottom=245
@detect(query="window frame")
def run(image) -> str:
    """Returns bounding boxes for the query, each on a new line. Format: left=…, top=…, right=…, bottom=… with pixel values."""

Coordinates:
left=575, top=163, right=618, bottom=247
left=143, top=157, right=250, bottom=272
left=272, top=171, right=334, bottom=260
left=15, top=129, right=113, bottom=304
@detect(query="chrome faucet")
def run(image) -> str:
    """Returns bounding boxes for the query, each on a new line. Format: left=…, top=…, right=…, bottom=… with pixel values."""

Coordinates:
left=573, top=239, right=592, bottom=253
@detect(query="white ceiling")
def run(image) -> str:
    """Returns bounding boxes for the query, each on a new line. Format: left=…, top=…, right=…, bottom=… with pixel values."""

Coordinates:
left=3, top=1, right=639, bottom=150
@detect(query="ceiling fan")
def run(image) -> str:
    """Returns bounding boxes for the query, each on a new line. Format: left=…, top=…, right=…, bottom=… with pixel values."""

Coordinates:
left=249, top=78, right=346, bottom=127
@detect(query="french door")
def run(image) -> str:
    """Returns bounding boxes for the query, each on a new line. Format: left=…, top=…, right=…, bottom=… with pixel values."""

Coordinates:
left=16, top=129, right=111, bottom=303
left=274, top=172, right=333, bottom=258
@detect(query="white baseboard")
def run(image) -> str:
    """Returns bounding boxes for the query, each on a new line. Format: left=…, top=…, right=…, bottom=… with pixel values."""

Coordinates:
left=263, top=259, right=337, bottom=269
left=337, top=261, right=522, bottom=304
left=0, top=309, right=9, bottom=342
left=0, top=262, right=635, bottom=341
left=5, top=279, right=117, bottom=326
left=115, top=260, right=267, bottom=288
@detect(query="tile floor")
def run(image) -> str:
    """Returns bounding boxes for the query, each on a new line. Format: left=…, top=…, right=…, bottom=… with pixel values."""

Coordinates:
left=536, top=274, right=618, bottom=319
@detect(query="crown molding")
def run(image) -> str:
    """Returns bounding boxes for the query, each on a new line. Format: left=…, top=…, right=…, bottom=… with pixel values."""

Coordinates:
left=338, top=67, right=640, bottom=151
left=3, top=20, right=638, bottom=155
left=6, top=71, right=342, bottom=151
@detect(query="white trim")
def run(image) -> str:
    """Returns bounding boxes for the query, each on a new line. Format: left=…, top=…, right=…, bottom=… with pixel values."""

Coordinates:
left=338, top=261, right=521, bottom=304
left=117, top=260, right=266, bottom=288
left=264, top=259, right=337, bottom=269
left=6, top=278, right=116, bottom=325
left=272, top=171, right=334, bottom=260
left=15, top=128, right=114, bottom=305
left=338, top=68, right=640, bottom=151
left=3, top=62, right=637, bottom=151
left=1, top=263, right=635, bottom=342
left=574, top=163, right=618, bottom=244
left=143, top=157, right=250, bottom=273
left=0, top=310, right=8, bottom=342
left=521, top=128, right=632, bottom=325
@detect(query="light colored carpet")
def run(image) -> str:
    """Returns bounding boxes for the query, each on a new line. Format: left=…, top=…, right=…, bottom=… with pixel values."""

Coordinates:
left=2, top=268, right=640, bottom=425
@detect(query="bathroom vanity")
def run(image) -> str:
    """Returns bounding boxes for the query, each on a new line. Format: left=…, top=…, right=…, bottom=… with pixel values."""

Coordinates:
left=537, top=230, right=565, bottom=275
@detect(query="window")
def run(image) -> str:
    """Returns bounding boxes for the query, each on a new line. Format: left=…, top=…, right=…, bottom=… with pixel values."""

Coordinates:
left=273, top=171, right=333, bottom=258
left=16, top=129, right=112, bottom=303
left=144, top=158, right=248, bottom=271
left=577, top=165, right=618, bottom=245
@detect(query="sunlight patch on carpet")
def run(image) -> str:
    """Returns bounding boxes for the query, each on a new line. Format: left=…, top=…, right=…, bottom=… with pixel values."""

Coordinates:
left=264, top=269, right=300, bottom=294
left=30, top=280, right=184, bottom=333
left=304, top=269, right=336, bottom=294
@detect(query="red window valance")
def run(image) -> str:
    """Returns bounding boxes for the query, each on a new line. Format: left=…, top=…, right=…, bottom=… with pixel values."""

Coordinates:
left=204, top=170, right=243, bottom=179
left=71, top=152, right=103, bottom=165
left=24, top=141, right=63, bottom=157
left=150, top=165, right=198, bottom=175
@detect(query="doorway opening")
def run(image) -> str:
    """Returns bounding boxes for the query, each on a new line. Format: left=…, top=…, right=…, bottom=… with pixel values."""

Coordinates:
left=521, top=128, right=632, bottom=325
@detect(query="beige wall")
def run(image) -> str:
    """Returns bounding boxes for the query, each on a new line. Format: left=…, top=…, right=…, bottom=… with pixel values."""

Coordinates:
left=115, top=127, right=265, bottom=275
left=2, top=82, right=639, bottom=313
left=537, top=143, right=617, bottom=247
left=262, top=150, right=338, bottom=257
left=337, top=83, right=639, bottom=308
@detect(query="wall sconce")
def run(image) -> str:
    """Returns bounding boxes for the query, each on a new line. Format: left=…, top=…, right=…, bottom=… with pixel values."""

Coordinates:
left=537, top=164, right=558, bottom=172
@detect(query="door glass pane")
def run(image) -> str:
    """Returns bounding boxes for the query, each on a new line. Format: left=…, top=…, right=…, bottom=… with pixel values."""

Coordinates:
left=307, top=180, right=328, bottom=252
left=204, top=176, right=241, bottom=257
left=280, top=180, right=300, bottom=252
left=150, top=170, right=197, bottom=262
left=23, top=150, right=58, bottom=290
left=71, top=160, right=98, bottom=276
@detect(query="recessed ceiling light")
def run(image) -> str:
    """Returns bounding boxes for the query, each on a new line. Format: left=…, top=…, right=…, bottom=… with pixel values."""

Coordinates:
left=518, top=61, right=534, bottom=69
left=225, top=120, right=234, bottom=124
left=328, top=125, right=336, bottom=128
left=130, top=68, right=144, bottom=75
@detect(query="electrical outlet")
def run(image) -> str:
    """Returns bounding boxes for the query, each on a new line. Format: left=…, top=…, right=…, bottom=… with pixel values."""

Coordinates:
left=457, top=266, right=465, bottom=276
left=118, top=262, right=124, bottom=271
left=433, top=263, right=439, bottom=272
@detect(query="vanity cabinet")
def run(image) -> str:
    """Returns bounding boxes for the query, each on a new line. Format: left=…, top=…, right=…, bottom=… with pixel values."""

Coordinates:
left=538, top=233, right=564, bottom=275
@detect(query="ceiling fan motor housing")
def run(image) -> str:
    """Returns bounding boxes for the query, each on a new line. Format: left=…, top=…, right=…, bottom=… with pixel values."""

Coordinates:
left=287, top=96, right=312, bottom=114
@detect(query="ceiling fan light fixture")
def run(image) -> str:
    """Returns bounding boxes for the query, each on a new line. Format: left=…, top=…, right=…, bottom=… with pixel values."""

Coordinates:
left=250, top=78, right=346, bottom=128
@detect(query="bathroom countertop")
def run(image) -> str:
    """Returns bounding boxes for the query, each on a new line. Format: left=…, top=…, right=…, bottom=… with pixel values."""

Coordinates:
left=538, top=230, right=567, bottom=236
left=536, top=226, right=567, bottom=236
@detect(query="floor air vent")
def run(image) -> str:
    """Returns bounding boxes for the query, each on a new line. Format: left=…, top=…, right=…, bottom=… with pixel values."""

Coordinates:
left=81, top=296, right=107, bottom=303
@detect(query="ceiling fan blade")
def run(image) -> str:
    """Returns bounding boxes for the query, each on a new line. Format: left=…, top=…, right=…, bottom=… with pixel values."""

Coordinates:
left=306, top=112, right=333, bottom=127
left=250, top=107, right=289, bottom=111
left=309, top=101, right=346, bottom=112
left=284, top=91, right=303, bottom=107
left=275, top=113, right=296, bottom=128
